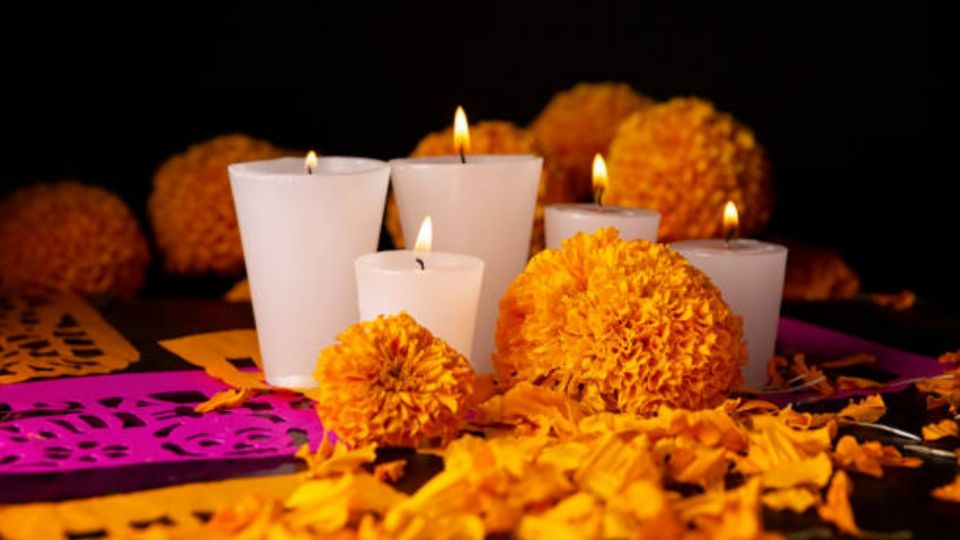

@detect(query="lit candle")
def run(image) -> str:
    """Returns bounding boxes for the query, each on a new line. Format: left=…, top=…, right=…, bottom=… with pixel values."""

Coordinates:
left=390, top=106, right=542, bottom=372
left=229, top=154, right=390, bottom=388
left=671, top=202, right=788, bottom=387
left=544, top=154, right=660, bottom=248
left=355, top=216, right=484, bottom=358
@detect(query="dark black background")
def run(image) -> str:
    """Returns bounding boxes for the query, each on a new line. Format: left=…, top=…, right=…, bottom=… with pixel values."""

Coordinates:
left=3, top=1, right=955, bottom=311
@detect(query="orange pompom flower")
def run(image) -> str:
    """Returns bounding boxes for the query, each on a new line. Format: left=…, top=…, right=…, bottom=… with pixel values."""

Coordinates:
left=148, top=134, right=286, bottom=276
left=606, top=97, right=773, bottom=242
left=782, top=241, right=861, bottom=301
left=494, top=227, right=746, bottom=415
left=314, top=312, right=475, bottom=447
left=386, top=120, right=573, bottom=254
left=530, top=82, right=654, bottom=201
left=0, top=181, right=150, bottom=297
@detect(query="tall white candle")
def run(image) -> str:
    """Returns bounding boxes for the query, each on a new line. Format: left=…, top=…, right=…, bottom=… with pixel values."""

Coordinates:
left=390, top=155, right=541, bottom=372
left=229, top=156, right=389, bottom=388
left=672, top=236, right=787, bottom=387
left=355, top=219, right=484, bottom=358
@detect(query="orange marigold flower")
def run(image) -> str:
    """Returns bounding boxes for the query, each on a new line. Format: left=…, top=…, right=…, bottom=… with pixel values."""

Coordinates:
left=922, top=418, right=959, bottom=441
left=606, top=97, right=773, bottom=242
left=833, top=435, right=921, bottom=478
left=938, top=349, right=960, bottom=365
left=781, top=241, right=861, bottom=301
left=932, top=474, right=960, bottom=503
left=817, top=471, right=861, bottom=536
left=313, top=312, right=475, bottom=447
left=386, top=120, right=573, bottom=255
left=494, top=228, right=746, bottom=415
left=148, top=134, right=286, bottom=276
left=0, top=181, right=150, bottom=297
left=530, top=82, right=654, bottom=202
left=866, top=289, right=917, bottom=311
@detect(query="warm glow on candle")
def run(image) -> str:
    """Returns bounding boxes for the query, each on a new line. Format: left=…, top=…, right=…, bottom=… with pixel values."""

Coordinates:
left=414, top=215, right=433, bottom=254
left=453, top=106, right=471, bottom=160
left=304, top=151, right=318, bottom=174
left=592, top=153, right=608, bottom=206
left=723, top=201, right=740, bottom=242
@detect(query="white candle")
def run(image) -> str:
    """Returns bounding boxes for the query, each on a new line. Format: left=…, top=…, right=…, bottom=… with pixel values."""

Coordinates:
left=355, top=219, right=484, bottom=358
left=229, top=155, right=389, bottom=389
left=545, top=204, right=660, bottom=248
left=672, top=236, right=788, bottom=387
left=544, top=154, right=660, bottom=249
left=390, top=155, right=541, bottom=372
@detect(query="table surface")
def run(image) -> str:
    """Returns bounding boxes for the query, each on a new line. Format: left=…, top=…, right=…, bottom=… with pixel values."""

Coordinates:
left=2, top=298, right=960, bottom=538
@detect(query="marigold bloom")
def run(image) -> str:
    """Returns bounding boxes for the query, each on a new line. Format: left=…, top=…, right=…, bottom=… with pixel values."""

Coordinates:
left=782, top=242, right=861, bottom=301
left=386, top=120, right=574, bottom=254
left=148, top=134, right=286, bottom=275
left=530, top=82, right=654, bottom=202
left=0, top=181, right=150, bottom=297
left=313, top=312, right=475, bottom=447
left=494, top=228, right=746, bottom=415
left=606, top=98, right=773, bottom=242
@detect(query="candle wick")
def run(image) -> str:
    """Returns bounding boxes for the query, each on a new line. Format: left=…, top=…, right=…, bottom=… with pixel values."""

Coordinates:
left=459, top=147, right=466, bottom=164
left=594, top=187, right=605, bottom=210
left=307, top=166, right=313, bottom=175
left=416, top=257, right=425, bottom=270
left=724, top=226, right=737, bottom=248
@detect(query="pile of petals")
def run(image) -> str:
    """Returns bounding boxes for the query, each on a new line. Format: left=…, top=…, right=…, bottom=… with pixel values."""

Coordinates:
left=165, top=384, right=951, bottom=539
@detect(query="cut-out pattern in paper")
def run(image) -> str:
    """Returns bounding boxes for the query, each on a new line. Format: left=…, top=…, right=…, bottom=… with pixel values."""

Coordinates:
left=0, top=472, right=302, bottom=539
left=158, top=329, right=268, bottom=389
left=0, top=370, right=325, bottom=473
left=0, top=294, right=139, bottom=384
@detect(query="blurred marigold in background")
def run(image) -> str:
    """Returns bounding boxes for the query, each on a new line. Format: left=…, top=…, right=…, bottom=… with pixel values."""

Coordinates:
left=148, top=134, right=286, bottom=276
left=606, top=97, right=773, bottom=242
left=386, top=120, right=573, bottom=254
left=313, top=312, right=475, bottom=447
left=0, top=181, right=150, bottom=297
left=530, top=82, right=654, bottom=202
left=494, top=228, right=745, bottom=415
left=781, top=241, right=861, bottom=301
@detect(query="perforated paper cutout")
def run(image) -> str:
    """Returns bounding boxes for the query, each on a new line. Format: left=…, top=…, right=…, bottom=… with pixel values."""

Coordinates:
left=0, top=473, right=302, bottom=539
left=158, top=329, right=268, bottom=390
left=0, top=294, right=139, bottom=384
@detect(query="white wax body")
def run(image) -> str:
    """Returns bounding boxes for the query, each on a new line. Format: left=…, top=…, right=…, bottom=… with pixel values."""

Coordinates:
left=671, top=239, right=788, bottom=387
left=229, top=157, right=390, bottom=389
left=389, top=155, right=542, bottom=373
left=544, top=203, right=660, bottom=249
left=355, top=250, right=484, bottom=359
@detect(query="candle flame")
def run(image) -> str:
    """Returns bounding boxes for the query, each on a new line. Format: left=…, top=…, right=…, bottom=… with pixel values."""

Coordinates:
left=592, top=153, right=608, bottom=206
left=414, top=215, right=433, bottom=254
left=453, top=106, right=471, bottom=157
left=723, top=201, right=740, bottom=242
left=305, top=151, right=318, bottom=174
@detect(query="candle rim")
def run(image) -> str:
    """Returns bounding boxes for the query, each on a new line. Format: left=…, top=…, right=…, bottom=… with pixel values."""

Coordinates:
left=229, top=156, right=389, bottom=177
left=545, top=203, right=660, bottom=217
left=356, top=250, right=485, bottom=273
left=671, top=238, right=788, bottom=256
left=389, top=154, right=541, bottom=168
